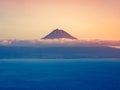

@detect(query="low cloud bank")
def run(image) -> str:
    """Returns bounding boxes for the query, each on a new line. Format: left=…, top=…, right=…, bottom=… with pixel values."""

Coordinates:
left=0, top=39, right=120, bottom=47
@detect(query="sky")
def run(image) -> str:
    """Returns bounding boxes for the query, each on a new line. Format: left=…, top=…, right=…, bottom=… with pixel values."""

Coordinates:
left=0, top=0, right=120, bottom=40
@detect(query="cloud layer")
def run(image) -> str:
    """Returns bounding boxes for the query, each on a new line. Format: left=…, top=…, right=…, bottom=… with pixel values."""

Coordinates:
left=0, top=39, right=120, bottom=48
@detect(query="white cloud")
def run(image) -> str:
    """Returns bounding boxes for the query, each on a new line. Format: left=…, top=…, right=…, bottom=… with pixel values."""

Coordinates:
left=0, top=39, right=120, bottom=48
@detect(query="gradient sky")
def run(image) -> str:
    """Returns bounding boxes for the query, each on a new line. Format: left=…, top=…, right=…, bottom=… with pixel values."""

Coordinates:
left=0, top=0, right=120, bottom=40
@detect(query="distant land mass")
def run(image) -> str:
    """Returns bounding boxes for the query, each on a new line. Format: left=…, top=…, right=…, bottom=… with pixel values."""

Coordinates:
left=0, top=29, right=120, bottom=59
left=0, top=46, right=120, bottom=59
left=42, top=29, right=77, bottom=39
left=0, top=29, right=120, bottom=47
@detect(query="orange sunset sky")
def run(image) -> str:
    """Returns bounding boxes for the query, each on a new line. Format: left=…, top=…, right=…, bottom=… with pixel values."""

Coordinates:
left=0, top=0, right=120, bottom=40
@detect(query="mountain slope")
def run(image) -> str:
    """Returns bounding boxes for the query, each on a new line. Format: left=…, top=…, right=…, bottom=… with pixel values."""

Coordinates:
left=42, top=29, right=77, bottom=39
left=0, top=46, right=120, bottom=58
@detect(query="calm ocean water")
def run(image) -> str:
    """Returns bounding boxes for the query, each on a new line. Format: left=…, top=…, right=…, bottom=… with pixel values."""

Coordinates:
left=0, top=59, right=120, bottom=90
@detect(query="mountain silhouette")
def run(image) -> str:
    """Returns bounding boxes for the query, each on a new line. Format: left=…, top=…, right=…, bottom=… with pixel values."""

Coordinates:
left=42, top=29, right=77, bottom=39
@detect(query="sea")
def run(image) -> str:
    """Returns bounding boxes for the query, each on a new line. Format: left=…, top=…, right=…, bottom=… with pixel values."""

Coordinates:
left=0, top=59, right=120, bottom=90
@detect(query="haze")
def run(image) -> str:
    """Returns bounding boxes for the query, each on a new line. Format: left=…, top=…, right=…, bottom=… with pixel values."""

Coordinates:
left=0, top=0, right=120, bottom=40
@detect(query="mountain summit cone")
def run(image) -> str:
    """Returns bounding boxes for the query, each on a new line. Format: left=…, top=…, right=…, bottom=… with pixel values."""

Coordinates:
left=42, top=29, right=77, bottom=39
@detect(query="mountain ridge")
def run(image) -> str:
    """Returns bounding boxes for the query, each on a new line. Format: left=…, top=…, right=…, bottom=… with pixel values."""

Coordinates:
left=42, top=29, right=77, bottom=39
left=0, top=46, right=120, bottom=59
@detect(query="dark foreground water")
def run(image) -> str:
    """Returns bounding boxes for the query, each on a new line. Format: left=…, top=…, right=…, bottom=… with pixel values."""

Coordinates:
left=0, top=59, right=120, bottom=90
